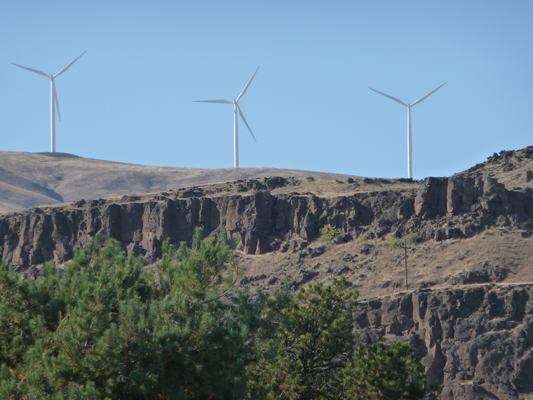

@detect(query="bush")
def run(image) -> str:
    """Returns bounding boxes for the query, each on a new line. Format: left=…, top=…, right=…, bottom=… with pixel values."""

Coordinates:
left=358, top=232, right=369, bottom=242
left=407, top=232, right=423, bottom=245
left=319, top=225, right=342, bottom=241
left=386, top=236, right=404, bottom=249
left=386, top=233, right=422, bottom=249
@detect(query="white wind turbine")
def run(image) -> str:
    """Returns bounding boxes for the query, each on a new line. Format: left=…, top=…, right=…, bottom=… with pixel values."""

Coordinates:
left=369, top=82, right=447, bottom=179
left=194, top=66, right=259, bottom=168
left=12, top=51, right=87, bottom=153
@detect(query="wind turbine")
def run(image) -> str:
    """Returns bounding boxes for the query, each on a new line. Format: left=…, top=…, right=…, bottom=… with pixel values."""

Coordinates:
left=12, top=51, right=87, bottom=153
left=369, top=82, right=447, bottom=179
left=194, top=66, right=259, bottom=168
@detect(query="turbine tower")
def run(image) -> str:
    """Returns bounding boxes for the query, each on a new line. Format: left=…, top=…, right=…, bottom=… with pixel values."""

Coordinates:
left=369, top=82, right=447, bottom=179
left=194, top=66, right=259, bottom=168
left=12, top=51, right=87, bottom=153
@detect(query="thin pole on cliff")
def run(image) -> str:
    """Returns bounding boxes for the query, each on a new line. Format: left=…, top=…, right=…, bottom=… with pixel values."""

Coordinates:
left=404, top=238, right=409, bottom=291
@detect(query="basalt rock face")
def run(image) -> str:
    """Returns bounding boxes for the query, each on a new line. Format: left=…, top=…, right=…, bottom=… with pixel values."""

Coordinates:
left=415, top=176, right=530, bottom=219
left=413, top=176, right=533, bottom=241
left=354, top=284, right=533, bottom=400
left=0, top=175, right=532, bottom=269
left=0, top=183, right=401, bottom=267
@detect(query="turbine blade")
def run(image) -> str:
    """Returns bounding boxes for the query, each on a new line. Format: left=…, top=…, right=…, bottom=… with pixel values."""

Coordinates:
left=410, top=82, right=447, bottom=106
left=54, top=50, right=87, bottom=78
left=53, top=81, right=61, bottom=122
left=11, top=63, right=49, bottom=78
left=193, top=100, right=233, bottom=104
left=369, top=88, right=407, bottom=107
left=236, top=66, right=260, bottom=102
left=237, top=104, right=256, bottom=142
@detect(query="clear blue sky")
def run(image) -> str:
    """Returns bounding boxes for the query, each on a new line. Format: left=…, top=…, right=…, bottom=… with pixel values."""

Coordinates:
left=1, top=0, right=532, bottom=180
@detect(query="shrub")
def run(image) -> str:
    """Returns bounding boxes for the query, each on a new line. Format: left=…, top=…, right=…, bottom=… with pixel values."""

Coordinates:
left=386, top=237, right=404, bottom=249
left=407, top=232, right=423, bottom=245
left=319, top=225, right=342, bottom=241
left=358, top=232, right=369, bottom=242
left=386, top=233, right=422, bottom=249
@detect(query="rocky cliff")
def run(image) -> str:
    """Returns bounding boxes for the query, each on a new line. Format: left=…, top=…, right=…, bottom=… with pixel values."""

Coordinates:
left=354, top=283, right=533, bottom=400
left=0, top=174, right=532, bottom=270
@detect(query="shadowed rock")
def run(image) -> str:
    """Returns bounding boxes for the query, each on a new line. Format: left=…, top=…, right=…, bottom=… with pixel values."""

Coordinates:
left=354, top=284, right=533, bottom=400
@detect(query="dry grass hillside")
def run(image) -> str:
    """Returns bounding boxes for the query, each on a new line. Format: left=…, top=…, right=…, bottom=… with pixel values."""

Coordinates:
left=237, top=228, right=533, bottom=299
left=0, top=151, right=359, bottom=213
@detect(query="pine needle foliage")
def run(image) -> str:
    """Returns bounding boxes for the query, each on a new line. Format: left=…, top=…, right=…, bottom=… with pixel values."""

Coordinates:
left=343, top=339, right=428, bottom=400
left=0, top=228, right=431, bottom=400
left=247, top=277, right=357, bottom=400
left=245, top=278, right=431, bottom=400
left=0, top=228, right=249, bottom=400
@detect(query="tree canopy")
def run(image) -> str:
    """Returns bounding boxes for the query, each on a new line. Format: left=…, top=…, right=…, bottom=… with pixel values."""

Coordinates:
left=0, top=228, right=435, bottom=399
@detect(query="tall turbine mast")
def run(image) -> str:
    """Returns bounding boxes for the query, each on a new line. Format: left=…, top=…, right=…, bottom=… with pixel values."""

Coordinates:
left=369, top=82, right=447, bottom=179
left=194, top=66, right=259, bottom=168
left=12, top=51, right=87, bottom=153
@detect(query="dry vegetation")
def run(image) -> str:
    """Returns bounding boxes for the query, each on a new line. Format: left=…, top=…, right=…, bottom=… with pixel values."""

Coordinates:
left=0, top=151, right=362, bottom=213
left=237, top=229, right=533, bottom=299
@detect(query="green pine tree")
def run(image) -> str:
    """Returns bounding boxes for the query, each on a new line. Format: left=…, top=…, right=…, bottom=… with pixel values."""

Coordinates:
left=343, top=339, right=428, bottom=400
left=0, top=227, right=433, bottom=400
left=0, top=228, right=250, bottom=399
left=246, top=277, right=358, bottom=399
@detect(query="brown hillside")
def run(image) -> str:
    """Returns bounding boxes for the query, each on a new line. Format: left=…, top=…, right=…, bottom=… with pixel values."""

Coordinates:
left=0, top=151, right=360, bottom=213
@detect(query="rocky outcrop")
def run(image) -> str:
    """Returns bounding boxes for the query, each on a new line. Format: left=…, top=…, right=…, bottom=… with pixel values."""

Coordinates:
left=413, top=176, right=533, bottom=242
left=1, top=175, right=532, bottom=269
left=0, top=181, right=401, bottom=267
left=415, top=176, right=530, bottom=219
left=354, top=284, right=533, bottom=400
left=464, top=146, right=533, bottom=176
